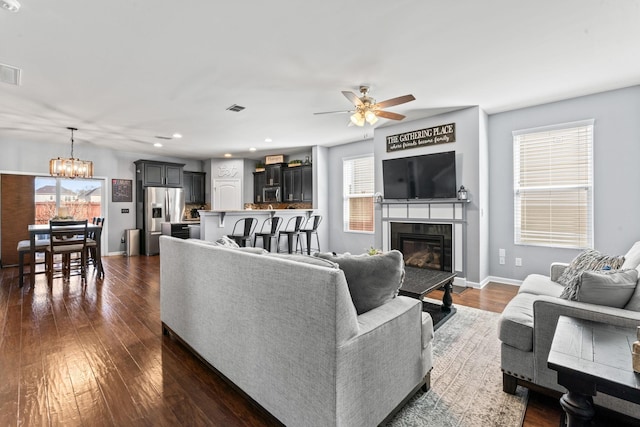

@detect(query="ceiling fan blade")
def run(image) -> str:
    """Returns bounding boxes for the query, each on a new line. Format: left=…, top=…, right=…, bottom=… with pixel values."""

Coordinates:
left=342, top=91, right=364, bottom=107
left=375, top=110, right=406, bottom=121
left=313, top=110, right=353, bottom=115
left=374, top=94, right=415, bottom=109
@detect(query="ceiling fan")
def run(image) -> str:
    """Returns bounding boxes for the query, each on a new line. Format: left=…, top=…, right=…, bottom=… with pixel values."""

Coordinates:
left=315, top=85, right=415, bottom=126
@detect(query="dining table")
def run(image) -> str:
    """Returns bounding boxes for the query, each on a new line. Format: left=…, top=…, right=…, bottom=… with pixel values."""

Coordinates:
left=27, top=223, right=104, bottom=286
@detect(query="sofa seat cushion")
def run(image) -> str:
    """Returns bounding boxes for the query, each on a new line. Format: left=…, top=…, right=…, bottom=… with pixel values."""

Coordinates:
left=518, top=274, right=564, bottom=297
left=499, top=293, right=538, bottom=352
left=315, top=250, right=404, bottom=315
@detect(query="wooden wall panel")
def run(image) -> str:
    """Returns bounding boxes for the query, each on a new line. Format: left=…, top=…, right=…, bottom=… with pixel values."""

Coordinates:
left=1, top=174, right=35, bottom=267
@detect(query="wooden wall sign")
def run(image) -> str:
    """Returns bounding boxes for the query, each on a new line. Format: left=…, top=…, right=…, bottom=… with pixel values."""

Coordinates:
left=386, top=123, right=456, bottom=152
left=265, top=154, right=284, bottom=164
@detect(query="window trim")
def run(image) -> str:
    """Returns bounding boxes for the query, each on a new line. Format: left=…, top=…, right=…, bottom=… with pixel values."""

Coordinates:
left=513, top=119, right=594, bottom=249
left=343, top=154, right=375, bottom=234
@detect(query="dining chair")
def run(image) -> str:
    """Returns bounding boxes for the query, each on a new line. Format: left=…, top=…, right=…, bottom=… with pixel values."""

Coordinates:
left=227, top=217, right=257, bottom=247
left=277, top=216, right=305, bottom=254
left=46, top=219, right=89, bottom=285
left=17, top=238, right=49, bottom=287
left=86, top=217, right=104, bottom=269
left=253, top=216, right=282, bottom=252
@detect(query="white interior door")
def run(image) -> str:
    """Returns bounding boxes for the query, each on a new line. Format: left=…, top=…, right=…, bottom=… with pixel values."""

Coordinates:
left=213, top=179, right=242, bottom=210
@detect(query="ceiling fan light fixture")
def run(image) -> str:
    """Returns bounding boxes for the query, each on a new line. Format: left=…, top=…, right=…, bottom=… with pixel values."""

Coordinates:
left=350, top=111, right=365, bottom=127
left=364, top=110, right=378, bottom=125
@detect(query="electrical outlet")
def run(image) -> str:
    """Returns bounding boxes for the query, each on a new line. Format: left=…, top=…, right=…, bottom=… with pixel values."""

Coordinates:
left=515, top=257, right=522, bottom=267
left=499, top=248, right=506, bottom=257
left=499, top=256, right=505, bottom=265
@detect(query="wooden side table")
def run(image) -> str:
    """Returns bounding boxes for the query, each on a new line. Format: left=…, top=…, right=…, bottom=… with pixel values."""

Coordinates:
left=547, top=316, right=640, bottom=427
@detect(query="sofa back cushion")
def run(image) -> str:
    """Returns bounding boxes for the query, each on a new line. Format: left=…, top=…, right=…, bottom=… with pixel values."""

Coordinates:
left=622, top=241, right=640, bottom=270
left=315, top=250, right=404, bottom=314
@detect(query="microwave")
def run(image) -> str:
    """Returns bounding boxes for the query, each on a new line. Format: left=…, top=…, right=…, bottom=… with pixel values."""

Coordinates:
left=263, top=186, right=281, bottom=203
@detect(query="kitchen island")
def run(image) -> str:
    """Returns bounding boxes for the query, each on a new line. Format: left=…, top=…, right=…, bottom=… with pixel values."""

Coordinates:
left=199, top=209, right=314, bottom=250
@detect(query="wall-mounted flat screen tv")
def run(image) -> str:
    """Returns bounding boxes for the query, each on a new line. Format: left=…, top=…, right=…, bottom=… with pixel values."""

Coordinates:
left=382, top=151, right=457, bottom=199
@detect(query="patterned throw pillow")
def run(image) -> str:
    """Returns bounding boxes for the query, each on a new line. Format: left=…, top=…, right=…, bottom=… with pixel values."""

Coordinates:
left=215, top=235, right=240, bottom=248
left=558, top=249, right=625, bottom=300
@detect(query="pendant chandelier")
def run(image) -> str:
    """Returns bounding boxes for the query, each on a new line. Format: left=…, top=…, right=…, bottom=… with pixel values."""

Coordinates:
left=49, top=127, right=94, bottom=178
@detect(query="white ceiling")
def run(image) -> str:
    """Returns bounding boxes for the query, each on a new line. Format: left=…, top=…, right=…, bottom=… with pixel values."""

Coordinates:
left=1, top=1, right=639, bottom=160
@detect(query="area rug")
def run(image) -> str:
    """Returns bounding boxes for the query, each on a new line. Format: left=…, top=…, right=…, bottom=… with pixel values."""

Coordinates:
left=385, top=299, right=528, bottom=427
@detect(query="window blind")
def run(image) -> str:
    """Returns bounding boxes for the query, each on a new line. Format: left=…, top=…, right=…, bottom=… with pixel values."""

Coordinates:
left=343, top=156, right=374, bottom=233
left=513, top=120, right=593, bottom=248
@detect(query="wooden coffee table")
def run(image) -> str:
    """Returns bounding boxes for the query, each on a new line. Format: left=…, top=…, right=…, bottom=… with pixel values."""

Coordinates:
left=548, top=316, right=640, bottom=426
left=400, top=267, right=456, bottom=329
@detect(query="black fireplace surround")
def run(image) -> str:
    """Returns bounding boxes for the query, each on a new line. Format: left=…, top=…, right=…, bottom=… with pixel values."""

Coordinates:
left=391, top=222, right=453, bottom=272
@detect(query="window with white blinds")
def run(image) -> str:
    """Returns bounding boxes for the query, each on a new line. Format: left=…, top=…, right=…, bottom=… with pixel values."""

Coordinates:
left=343, top=155, right=374, bottom=233
left=513, top=120, right=594, bottom=248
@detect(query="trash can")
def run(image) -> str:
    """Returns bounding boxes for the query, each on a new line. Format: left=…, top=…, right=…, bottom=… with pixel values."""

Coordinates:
left=125, top=229, right=140, bottom=256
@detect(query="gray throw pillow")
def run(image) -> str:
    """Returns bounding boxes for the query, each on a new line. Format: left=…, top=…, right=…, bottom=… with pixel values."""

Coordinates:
left=315, top=250, right=404, bottom=314
left=567, top=269, right=638, bottom=307
left=558, top=249, right=625, bottom=299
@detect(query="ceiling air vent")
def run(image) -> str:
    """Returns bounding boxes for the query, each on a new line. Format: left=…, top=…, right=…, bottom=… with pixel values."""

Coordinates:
left=0, top=63, right=21, bottom=86
left=226, top=104, right=245, bottom=112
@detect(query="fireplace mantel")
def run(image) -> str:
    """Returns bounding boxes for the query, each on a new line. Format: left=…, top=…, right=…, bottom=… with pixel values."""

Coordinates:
left=380, top=199, right=469, bottom=283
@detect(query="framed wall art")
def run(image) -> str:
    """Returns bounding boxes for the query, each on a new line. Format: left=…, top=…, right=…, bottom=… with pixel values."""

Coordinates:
left=112, top=179, right=132, bottom=202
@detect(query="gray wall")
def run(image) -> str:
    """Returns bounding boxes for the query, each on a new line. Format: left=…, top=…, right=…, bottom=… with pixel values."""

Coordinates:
left=0, top=138, right=203, bottom=255
left=488, top=85, right=640, bottom=281
left=373, top=107, right=487, bottom=284
left=326, top=139, right=375, bottom=254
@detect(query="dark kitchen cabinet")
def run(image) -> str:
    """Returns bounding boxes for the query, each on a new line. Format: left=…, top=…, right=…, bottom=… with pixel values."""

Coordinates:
left=253, top=171, right=266, bottom=203
left=135, top=160, right=184, bottom=187
left=265, top=163, right=284, bottom=186
left=184, top=171, right=206, bottom=204
left=282, top=165, right=312, bottom=202
left=300, top=165, right=312, bottom=202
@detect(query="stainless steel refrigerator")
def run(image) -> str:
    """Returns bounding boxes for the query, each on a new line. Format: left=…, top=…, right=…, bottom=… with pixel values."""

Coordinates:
left=138, top=187, right=184, bottom=255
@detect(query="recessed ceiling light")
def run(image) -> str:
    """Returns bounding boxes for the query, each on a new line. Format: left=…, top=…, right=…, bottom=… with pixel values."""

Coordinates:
left=172, top=133, right=182, bottom=139
left=224, top=153, right=232, bottom=158
left=249, top=147, right=257, bottom=152
left=154, top=142, right=163, bottom=147
left=265, top=138, right=272, bottom=143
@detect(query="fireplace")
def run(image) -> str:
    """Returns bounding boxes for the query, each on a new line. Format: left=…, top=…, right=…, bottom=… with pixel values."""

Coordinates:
left=391, top=223, right=452, bottom=272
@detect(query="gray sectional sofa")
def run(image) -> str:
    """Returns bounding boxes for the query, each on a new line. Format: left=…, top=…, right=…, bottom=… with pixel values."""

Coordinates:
left=159, top=236, right=433, bottom=427
left=499, top=243, right=640, bottom=419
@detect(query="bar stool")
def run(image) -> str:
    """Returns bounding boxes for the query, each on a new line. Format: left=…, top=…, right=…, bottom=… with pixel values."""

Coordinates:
left=228, top=217, right=257, bottom=247
left=277, top=216, right=305, bottom=254
left=301, top=215, right=322, bottom=255
left=253, top=216, right=282, bottom=252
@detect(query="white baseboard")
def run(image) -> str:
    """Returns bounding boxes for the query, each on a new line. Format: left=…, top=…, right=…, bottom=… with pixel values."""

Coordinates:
left=454, top=276, right=522, bottom=289
left=485, top=276, right=523, bottom=287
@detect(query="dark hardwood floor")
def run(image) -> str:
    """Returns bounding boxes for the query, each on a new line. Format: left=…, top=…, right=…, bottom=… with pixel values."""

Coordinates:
left=1, top=256, right=563, bottom=426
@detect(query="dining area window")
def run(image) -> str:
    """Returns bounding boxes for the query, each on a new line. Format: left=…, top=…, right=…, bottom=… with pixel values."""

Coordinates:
left=35, top=177, right=103, bottom=224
